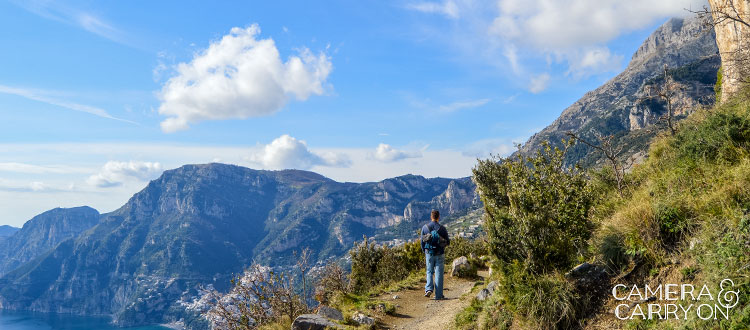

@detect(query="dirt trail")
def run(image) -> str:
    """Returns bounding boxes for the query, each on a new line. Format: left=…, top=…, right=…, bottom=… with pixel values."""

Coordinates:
left=378, top=271, right=487, bottom=330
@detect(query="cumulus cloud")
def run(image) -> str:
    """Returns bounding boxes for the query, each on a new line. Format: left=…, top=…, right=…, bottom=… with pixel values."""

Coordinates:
left=369, top=144, right=422, bottom=162
left=490, top=0, right=704, bottom=49
left=157, top=24, right=333, bottom=132
left=408, top=0, right=702, bottom=86
left=248, top=135, right=350, bottom=170
left=87, top=161, right=163, bottom=188
left=564, top=47, right=624, bottom=78
left=408, top=0, right=460, bottom=18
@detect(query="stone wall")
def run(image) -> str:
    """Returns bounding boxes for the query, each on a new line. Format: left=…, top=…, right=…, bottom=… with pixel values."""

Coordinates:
left=708, top=0, right=750, bottom=102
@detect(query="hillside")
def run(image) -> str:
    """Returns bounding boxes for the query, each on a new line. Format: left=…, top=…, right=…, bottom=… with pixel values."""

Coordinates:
left=0, top=164, right=479, bottom=327
left=0, top=225, right=18, bottom=238
left=0, top=206, right=100, bottom=276
left=519, top=17, right=720, bottom=167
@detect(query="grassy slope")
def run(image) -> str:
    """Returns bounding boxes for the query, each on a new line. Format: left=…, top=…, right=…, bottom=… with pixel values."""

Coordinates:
left=455, top=91, right=750, bottom=329
left=589, top=89, right=750, bottom=329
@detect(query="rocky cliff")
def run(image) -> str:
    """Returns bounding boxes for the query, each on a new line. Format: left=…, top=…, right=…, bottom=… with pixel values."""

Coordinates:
left=519, top=17, right=719, bottom=167
left=0, top=206, right=100, bottom=276
left=708, top=0, right=750, bottom=102
left=0, top=225, right=18, bottom=238
left=0, top=164, right=478, bottom=327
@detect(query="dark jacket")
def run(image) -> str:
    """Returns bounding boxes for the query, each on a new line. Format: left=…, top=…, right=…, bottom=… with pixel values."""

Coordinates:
left=421, top=221, right=450, bottom=255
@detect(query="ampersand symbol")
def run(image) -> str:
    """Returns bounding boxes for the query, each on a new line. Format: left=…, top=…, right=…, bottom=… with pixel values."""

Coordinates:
left=718, top=279, right=740, bottom=309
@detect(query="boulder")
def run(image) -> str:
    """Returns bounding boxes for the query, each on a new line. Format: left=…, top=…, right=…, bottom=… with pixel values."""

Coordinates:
left=451, top=256, right=475, bottom=278
left=476, top=288, right=490, bottom=301
left=292, top=314, right=342, bottom=330
left=352, top=312, right=375, bottom=326
left=486, top=281, right=498, bottom=294
left=317, top=305, right=343, bottom=321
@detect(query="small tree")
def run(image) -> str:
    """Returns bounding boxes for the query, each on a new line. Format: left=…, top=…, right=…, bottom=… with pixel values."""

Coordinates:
left=293, top=248, right=312, bottom=305
left=565, top=131, right=634, bottom=196
left=472, top=140, right=594, bottom=274
left=203, top=264, right=309, bottom=330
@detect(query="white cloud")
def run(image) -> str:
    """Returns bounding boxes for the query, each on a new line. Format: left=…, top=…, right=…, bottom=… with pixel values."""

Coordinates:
left=490, top=0, right=704, bottom=49
left=528, top=73, right=550, bottom=94
left=407, top=0, right=703, bottom=85
left=438, top=98, right=491, bottom=113
left=370, top=144, right=422, bottom=162
left=87, top=161, right=163, bottom=188
left=462, top=138, right=516, bottom=158
left=0, top=85, right=137, bottom=124
left=0, top=162, right=89, bottom=174
left=10, top=0, right=132, bottom=47
left=157, top=24, right=333, bottom=132
left=248, top=135, right=350, bottom=170
left=408, top=0, right=460, bottom=18
left=564, top=47, right=624, bottom=78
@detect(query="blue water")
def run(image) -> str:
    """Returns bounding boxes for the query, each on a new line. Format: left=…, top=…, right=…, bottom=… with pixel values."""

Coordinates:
left=0, top=310, right=170, bottom=330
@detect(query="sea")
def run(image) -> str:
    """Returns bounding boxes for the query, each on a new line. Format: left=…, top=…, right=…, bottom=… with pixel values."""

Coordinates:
left=0, top=310, right=171, bottom=330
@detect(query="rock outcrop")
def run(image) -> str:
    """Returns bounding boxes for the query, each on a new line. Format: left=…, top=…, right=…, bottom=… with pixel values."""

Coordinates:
left=519, top=17, right=719, bottom=167
left=0, top=206, right=100, bottom=276
left=708, top=0, right=750, bottom=102
left=292, top=314, right=343, bottom=330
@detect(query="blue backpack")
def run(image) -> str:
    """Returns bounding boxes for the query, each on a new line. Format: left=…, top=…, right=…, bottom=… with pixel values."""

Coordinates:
left=422, top=226, right=447, bottom=252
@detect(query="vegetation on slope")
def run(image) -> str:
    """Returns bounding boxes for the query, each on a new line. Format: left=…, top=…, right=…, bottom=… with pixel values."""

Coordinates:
left=456, top=89, right=750, bottom=329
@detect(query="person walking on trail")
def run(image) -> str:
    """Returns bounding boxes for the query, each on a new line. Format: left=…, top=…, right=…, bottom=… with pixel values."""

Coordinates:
left=421, top=210, right=450, bottom=300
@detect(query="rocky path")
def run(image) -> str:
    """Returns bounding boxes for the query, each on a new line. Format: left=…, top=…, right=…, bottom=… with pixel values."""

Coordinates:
left=378, top=271, right=487, bottom=330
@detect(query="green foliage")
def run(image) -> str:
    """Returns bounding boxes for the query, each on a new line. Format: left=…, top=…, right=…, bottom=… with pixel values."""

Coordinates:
left=349, top=237, right=424, bottom=294
left=498, top=262, right=581, bottom=329
left=668, top=107, right=750, bottom=165
left=314, top=262, right=349, bottom=305
left=716, top=65, right=723, bottom=101
left=445, top=236, right=487, bottom=267
left=473, top=139, right=595, bottom=274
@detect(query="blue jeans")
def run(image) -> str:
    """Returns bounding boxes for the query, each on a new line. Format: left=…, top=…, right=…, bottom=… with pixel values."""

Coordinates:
left=425, top=253, right=445, bottom=299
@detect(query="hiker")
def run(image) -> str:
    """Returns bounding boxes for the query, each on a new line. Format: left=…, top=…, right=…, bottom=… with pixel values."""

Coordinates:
left=421, top=209, right=450, bottom=300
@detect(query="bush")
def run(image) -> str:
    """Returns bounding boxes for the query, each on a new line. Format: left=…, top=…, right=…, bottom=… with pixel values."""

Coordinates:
left=669, top=106, right=750, bottom=165
left=314, top=262, right=349, bottom=305
left=203, top=264, right=309, bottom=330
left=445, top=236, right=487, bottom=265
left=473, top=140, right=595, bottom=274
left=499, top=262, right=581, bottom=330
left=349, top=237, right=424, bottom=294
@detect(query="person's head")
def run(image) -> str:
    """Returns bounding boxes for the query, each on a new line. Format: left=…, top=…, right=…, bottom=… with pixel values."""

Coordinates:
left=431, top=210, right=440, bottom=222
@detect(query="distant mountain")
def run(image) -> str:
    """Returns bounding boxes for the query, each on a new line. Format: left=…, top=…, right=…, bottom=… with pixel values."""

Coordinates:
left=0, top=206, right=100, bottom=276
left=0, top=225, right=19, bottom=238
left=519, top=17, right=720, bottom=167
left=0, top=163, right=478, bottom=327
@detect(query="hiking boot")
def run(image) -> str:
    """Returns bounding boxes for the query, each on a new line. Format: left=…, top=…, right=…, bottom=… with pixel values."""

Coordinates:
left=434, top=296, right=445, bottom=301
left=424, top=290, right=432, bottom=297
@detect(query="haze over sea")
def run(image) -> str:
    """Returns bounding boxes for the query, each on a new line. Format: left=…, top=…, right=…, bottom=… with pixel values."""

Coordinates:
left=0, top=310, right=169, bottom=330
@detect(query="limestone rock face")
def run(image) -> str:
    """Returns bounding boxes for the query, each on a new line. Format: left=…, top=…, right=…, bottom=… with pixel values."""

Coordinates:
left=708, top=0, right=750, bottom=102
left=518, top=17, right=719, bottom=168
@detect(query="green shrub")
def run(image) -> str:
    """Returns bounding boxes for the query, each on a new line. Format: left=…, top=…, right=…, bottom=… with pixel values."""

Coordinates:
left=499, top=262, right=581, bottom=329
left=669, top=106, right=750, bottom=165
left=445, top=236, right=487, bottom=266
left=349, top=237, right=384, bottom=293
left=349, top=237, right=424, bottom=294
left=473, top=140, right=595, bottom=274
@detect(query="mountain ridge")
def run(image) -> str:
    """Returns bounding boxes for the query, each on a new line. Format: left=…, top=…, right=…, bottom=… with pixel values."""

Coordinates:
left=0, top=163, right=479, bottom=327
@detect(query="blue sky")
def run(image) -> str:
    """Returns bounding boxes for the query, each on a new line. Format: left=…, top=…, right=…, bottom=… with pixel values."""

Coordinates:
left=0, top=0, right=704, bottom=226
